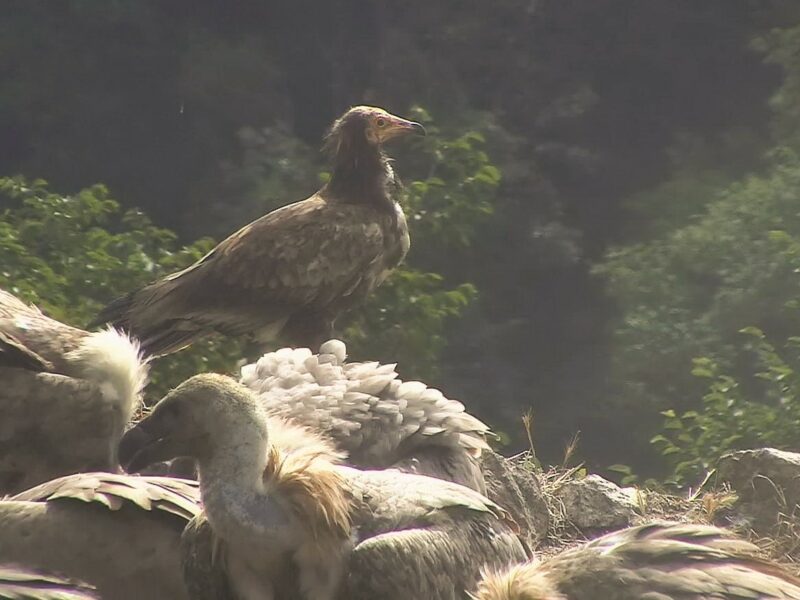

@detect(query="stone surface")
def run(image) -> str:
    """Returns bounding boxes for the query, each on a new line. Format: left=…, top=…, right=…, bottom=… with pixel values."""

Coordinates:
left=480, top=450, right=549, bottom=550
left=716, top=447, right=800, bottom=533
left=557, top=473, right=639, bottom=532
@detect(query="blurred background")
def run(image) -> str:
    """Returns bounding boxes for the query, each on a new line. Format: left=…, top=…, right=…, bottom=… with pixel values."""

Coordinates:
left=3, top=0, right=800, bottom=485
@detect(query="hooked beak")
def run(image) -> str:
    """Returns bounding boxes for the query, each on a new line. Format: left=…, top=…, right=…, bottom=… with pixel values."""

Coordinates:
left=119, top=422, right=186, bottom=473
left=380, top=116, right=426, bottom=141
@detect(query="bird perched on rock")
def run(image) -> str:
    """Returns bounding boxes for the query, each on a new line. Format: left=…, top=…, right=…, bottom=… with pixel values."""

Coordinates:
left=471, top=521, right=800, bottom=600
left=91, top=106, right=425, bottom=356
left=0, top=472, right=200, bottom=600
left=0, top=288, right=148, bottom=494
left=119, top=374, right=526, bottom=600
left=240, top=339, right=490, bottom=492
left=0, top=564, right=97, bottom=600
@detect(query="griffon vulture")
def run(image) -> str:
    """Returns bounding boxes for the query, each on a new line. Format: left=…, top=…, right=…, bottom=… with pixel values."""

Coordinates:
left=91, top=106, right=425, bottom=355
left=0, top=289, right=148, bottom=494
left=0, top=472, right=200, bottom=600
left=472, top=522, right=800, bottom=600
left=119, top=374, right=527, bottom=599
left=240, top=339, right=490, bottom=492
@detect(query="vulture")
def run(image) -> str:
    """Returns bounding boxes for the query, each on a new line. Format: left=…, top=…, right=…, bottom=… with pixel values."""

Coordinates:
left=0, top=472, right=200, bottom=600
left=119, top=374, right=527, bottom=599
left=472, top=522, right=800, bottom=600
left=240, top=339, right=490, bottom=492
left=0, top=289, right=148, bottom=494
left=0, top=565, right=97, bottom=600
left=91, top=106, right=425, bottom=356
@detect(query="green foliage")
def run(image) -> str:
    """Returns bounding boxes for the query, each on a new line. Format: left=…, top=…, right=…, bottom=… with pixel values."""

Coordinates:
left=595, top=149, right=800, bottom=465
left=0, top=176, right=242, bottom=397
left=653, top=327, right=800, bottom=487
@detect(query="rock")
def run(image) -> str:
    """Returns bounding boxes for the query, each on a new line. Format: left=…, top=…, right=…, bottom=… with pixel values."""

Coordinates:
left=557, top=474, right=639, bottom=532
left=716, top=448, right=800, bottom=533
left=480, top=450, right=549, bottom=550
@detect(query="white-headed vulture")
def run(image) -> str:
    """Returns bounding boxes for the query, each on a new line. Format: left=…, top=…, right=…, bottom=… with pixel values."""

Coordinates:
left=119, top=374, right=527, bottom=600
left=90, top=106, right=425, bottom=356
left=473, top=522, right=800, bottom=600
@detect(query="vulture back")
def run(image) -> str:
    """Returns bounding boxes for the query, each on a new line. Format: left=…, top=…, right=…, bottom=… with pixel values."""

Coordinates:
left=240, top=340, right=491, bottom=491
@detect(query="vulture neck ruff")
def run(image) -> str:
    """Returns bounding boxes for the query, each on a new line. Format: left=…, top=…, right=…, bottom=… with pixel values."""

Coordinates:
left=325, top=125, right=396, bottom=212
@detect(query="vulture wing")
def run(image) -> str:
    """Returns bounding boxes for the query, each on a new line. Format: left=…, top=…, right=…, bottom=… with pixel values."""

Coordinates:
left=0, top=288, right=148, bottom=494
left=94, top=196, right=400, bottom=356
left=550, top=522, right=800, bottom=600
left=0, top=565, right=97, bottom=600
left=241, top=340, right=490, bottom=491
left=344, top=468, right=526, bottom=599
left=0, top=473, right=200, bottom=600
left=0, top=371, right=134, bottom=494
left=0, top=289, right=85, bottom=372
left=0, top=330, right=53, bottom=371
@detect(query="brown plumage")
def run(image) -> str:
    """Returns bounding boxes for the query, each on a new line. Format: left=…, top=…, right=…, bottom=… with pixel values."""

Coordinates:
left=0, top=472, right=200, bottom=600
left=119, top=374, right=526, bottom=599
left=0, top=289, right=148, bottom=494
left=0, top=564, right=97, bottom=600
left=91, top=106, right=425, bottom=356
left=472, top=522, right=800, bottom=600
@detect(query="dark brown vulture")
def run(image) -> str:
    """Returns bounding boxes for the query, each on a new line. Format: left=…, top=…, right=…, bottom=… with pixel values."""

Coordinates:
left=0, top=289, right=149, bottom=494
left=472, top=522, right=800, bottom=600
left=240, top=339, right=491, bottom=492
left=0, top=472, right=200, bottom=600
left=119, top=374, right=527, bottom=600
left=91, top=106, right=425, bottom=356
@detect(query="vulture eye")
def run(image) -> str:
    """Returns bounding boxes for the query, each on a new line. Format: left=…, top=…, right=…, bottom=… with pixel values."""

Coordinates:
left=376, top=118, right=386, bottom=128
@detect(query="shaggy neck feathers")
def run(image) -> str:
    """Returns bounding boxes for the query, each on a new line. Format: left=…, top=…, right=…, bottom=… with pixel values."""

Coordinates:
left=197, top=409, right=351, bottom=552
left=324, top=126, right=396, bottom=211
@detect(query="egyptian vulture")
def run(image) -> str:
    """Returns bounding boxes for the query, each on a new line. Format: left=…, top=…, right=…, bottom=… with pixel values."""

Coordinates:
left=119, top=374, right=527, bottom=599
left=0, top=565, right=97, bottom=600
left=472, top=522, right=800, bottom=600
left=240, top=339, right=490, bottom=492
left=0, top=472, right=200, bottom=600
left=0, top=289, right=148, bottom=494
left=91, top=106, right=425, bottom=356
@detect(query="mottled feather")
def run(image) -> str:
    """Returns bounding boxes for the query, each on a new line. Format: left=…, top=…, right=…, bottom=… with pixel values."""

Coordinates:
left=473, top=522, right=800, bottom=600
left=0, top=473, right=200, bottom=600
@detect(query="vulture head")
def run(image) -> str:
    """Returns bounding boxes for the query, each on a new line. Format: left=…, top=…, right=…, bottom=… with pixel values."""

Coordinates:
left=326, top=106, right=425, bottom=153
left=119, top=373, right=268, bottom=473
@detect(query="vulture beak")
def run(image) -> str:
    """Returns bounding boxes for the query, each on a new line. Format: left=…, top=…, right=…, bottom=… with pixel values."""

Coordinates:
left=118, top=421, right=193, bottom=474
left=380, top=115, right=426, bottom=142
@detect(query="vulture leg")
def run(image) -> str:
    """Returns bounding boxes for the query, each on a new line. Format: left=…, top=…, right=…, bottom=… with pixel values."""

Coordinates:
left=345, top=516, right=526, bottom=599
